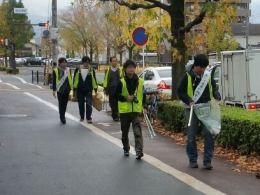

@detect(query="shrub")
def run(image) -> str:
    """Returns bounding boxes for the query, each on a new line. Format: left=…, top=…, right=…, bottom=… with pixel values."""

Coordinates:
left=6, top=68, right=19, bottom=74
left=157, top=101, right=260, bottom=155
left=0, top=66, right=6, bottom=71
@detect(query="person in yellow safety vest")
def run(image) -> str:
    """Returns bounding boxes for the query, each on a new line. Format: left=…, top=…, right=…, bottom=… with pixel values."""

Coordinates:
left=116, top=59, right=146, bottom=160
left=52, top=57, right=73, bottom=124
left=177, top=54, right=221, bottom=170
left=103, top=56, right=123, bottom=121
left=73, top=56, right=98, bottom=123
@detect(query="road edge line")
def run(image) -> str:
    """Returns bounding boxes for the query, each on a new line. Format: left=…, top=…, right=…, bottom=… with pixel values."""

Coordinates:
left=24, top=92, right=226, bottom=195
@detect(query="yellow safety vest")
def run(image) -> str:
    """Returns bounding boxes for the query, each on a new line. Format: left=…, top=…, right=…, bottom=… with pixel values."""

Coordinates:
left=73, top=68, right=97, bottom=89
left=53, top=67, right=73, bottom=91
left=187, top=72, right=213, bottom=99
left=103, top=66, right=123, bottom=88
left=118, top=78, right=144, bottom=114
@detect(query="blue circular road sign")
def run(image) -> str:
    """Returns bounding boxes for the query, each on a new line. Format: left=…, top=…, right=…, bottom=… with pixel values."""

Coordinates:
left=132, top=27, right=148, bottom=46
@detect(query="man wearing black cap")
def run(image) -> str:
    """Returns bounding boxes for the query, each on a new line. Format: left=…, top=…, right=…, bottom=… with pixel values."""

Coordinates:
left=52, top=57, right=73, bottom=124
left=178, top=54, right=221, bottom=170
left=116, top=59, right=146, bottom=160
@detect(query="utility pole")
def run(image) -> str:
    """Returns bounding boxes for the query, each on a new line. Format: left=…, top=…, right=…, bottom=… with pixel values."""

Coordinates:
left=52, top=0, right=58, bottom=63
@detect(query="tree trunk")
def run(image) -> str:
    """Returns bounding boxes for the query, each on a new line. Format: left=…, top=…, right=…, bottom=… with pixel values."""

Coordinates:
left=106, top=42, right=111, bottom=64
left=90, top=43, right=94, bottom=61
left=170, top=1, right=185, bottom=99
left=119, top=52, right=123, bottom=66
left=9, top=43, right=16, bottom=69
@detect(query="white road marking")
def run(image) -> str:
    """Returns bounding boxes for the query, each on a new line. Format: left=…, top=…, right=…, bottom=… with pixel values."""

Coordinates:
left=24, top=92, right=225, bottom=195
left=0, top=114, right=27, bottom=118
left=14, top=76, right=43, bottom=89
left=28, top=83, right=43, bottom=89
left=14, top=76, right=27, bottom=84
left=0, top=114, right=28, bottom=118
left=97, top=122, right=111, bottom=127
left=0, top=77, right=2, bottom=83
left=111, top=131, right=122, bottom=135
left=5, top=83, right=20, bottom=90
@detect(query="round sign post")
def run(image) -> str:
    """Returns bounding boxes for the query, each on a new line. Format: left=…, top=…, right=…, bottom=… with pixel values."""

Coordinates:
left=132, top=27, right=148, bottom=69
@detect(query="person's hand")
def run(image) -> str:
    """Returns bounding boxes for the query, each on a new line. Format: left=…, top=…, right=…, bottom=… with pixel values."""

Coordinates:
left=189, top=101, right=194, bottom=108
left=53, top=91, right=56, bottom=98
left=127, top=95, right=134, bottom=102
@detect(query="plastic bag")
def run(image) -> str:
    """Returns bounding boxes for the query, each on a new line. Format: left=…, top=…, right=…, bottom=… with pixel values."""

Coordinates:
left=194, top=101, right=221, bottom=135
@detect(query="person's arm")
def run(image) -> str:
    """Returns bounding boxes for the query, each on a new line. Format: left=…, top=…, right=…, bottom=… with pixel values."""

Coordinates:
left=142, top=87, right=147, bottom=107
left=116, top=81, right=127, bottom=102
left=92, top=69, right=98, bottom=93
left=177, top=74, right=192, bottom=105
left=52, top=70, right=56, bottom=92
left=73, top=68, right=79, bottom=90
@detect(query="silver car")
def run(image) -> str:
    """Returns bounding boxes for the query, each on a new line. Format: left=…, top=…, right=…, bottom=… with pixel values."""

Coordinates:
left=139, top=66, right=172, bottom=95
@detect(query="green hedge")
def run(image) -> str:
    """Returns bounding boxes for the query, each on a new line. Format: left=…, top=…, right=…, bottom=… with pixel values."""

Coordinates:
left=0, top=66, right=6, bottom=71
left=157, top=101, right=260, bottom=155
left=6, top=68, right=19, bottom=74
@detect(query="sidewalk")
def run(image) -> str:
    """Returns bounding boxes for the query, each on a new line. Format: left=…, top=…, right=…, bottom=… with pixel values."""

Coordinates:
left=85, top=104, right=259, bottom=195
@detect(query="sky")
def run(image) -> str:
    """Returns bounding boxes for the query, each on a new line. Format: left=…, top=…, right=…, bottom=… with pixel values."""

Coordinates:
left=20, top=0, right=260, bottom=41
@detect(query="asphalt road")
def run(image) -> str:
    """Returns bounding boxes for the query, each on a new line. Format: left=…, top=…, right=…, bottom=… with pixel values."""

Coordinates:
left=0, top=71, right=259, bottom=195
left=0, top=73, right=204, bottom=195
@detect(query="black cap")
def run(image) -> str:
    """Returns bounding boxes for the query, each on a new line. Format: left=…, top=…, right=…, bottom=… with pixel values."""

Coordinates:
left=194, top=54, right=209, bottom=68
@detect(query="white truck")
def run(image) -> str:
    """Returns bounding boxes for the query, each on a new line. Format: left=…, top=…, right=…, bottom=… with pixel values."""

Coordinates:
left=220, top=49, right=260, bottom=109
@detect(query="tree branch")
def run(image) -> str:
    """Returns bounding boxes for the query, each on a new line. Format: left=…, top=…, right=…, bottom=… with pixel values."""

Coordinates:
left=114, top=0, right=169, bottom=11
left=145, top=0, right=170, bottom=11
left=179, top=10, right=206, bottom=34
left=179, top=0, right=219, bottom=34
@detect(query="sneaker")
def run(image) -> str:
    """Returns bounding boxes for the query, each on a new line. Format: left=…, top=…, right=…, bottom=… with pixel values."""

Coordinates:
left=80, top=118, right=84, bottom=122
left=136, top=153, right=144, bottom=160
left=113, top=117, right=120, bottom=122
left=203, top=163, right=213, bottom=170
left=60, top=119, right=66, bottom=124
left=189, top=162, right=199, bottom=168
left=87, top=119, right=92, bottom=124
left=124, top=150, right=129, bottom=157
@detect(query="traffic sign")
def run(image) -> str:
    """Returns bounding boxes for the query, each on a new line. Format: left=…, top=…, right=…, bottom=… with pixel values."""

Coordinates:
left=132, top=27, right=148, bottom=47
left=14, top=8, right=27, bottom=14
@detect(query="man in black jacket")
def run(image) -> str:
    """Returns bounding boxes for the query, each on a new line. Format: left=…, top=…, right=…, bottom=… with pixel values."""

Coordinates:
left=52, top=58, right=73, bottom=124
left=178, top=54, right=221, bottom=170
left=73, top=56, right=97, bottom=123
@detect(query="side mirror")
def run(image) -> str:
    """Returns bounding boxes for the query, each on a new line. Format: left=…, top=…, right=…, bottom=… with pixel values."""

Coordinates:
left=144, top=71, right=154, bottom=80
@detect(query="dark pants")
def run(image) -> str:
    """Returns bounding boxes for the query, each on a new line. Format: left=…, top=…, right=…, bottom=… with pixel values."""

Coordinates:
left=120, top=113, right=143, bottom=154
left=77, top=92, right=93, bottom=120
left=185, top=109, right=215, bottom=165
left=109, top=92, right=119, bottom=119
left=57, top=92, right=69, bottom=121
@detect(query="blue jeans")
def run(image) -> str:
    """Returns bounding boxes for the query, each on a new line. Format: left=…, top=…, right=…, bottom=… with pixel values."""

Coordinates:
left=185, top=109, right=214, bottom=165
left=77, top=92, right=93, bottom=120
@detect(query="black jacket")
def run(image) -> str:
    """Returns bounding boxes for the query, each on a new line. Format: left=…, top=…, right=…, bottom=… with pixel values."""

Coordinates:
left=52, top=68, right=71, bottom=95
left=177, top=69, right=221, bottom=105
left=73, top=68, right=97, bottom=95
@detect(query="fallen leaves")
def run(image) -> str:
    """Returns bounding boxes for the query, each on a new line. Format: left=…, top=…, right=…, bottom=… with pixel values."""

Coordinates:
left=152, top=120, right=260, bottom=175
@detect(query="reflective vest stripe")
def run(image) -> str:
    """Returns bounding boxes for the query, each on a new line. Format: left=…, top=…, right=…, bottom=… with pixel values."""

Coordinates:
left=73, top=69, right=97, bottom=89
left=118, top=78, right=144, bottom=114
left=103, top=66, right=123, bottom=88
left=186, top=73, right=213, bottom=99
left=53, top=68, right=73, bottom=91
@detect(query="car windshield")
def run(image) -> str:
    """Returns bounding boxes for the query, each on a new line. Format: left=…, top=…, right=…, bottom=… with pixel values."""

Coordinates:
left=157, top=69, right=171, bottom=78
